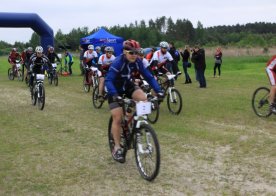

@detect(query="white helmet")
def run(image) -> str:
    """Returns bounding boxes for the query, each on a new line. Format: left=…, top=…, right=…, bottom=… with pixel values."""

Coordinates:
left=27, top=47, right=33, bottom=52
left=88, top=44, right=94, bottom=50
left=159, top=41, right=169, bottom=49
left=95, top=46, right=101, bottom=50
left=35, top=46, right=43, bottom=53
left=104, top=46, right=114, bottom=52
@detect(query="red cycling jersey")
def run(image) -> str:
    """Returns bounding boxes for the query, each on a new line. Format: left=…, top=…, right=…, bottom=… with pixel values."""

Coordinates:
left=266, top=55, right=276, bottom=85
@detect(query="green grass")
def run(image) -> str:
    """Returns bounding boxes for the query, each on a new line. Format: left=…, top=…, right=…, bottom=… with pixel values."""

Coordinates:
left=0, top=55, right=275, bottom=195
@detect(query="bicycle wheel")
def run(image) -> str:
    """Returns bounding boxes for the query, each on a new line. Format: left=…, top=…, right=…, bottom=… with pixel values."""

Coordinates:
left=252, top=87, right=272, bottom=117
left=167, top=88, right=182, bottom=115
left=31, top=86, right=37, bottom=106
left=53, top=75, right=58, bottom=86
left=37, top=84, right=45, bottom=110
left=8, top=68, right=14, bottom=80
left=108, top=117, right=128, bottom=160
left=25, top=74, right=30, bottom=86
left=83, top=76, right=90, bottom=93
left=92, top=86, right=104, bottom=109
left=147, top=100, right=160, bottom=124
left=17, top=70, right=23, bottom=81
left=48, top=74, right=53, bottom=85
left=134, top=124, right=160, bottom=181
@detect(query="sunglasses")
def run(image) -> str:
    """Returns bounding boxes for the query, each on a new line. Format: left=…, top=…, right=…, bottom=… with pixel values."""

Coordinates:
left=125, top=50, right=139, bottom=55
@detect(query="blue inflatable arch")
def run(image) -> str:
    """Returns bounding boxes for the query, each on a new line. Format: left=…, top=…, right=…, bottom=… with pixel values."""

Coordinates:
left=0, top=12, right=54, bottom=51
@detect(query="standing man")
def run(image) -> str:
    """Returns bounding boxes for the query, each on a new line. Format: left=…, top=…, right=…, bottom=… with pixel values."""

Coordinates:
left=191, top=45, right=207, bottom=88
left=65, top=50, right=74, bottom=75
left=169, top=42, right=181, bottom=76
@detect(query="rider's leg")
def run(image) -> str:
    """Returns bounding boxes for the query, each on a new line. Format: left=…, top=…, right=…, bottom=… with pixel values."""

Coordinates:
left=269, top=85, right=276, bottom=105
left=132, top=88, right=147, bottom=101
left=99, top=77, right=105, bottom=96
left=111, top=107, right=123, bottom=150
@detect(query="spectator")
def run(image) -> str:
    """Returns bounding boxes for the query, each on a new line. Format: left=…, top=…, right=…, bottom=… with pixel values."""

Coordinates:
left=214, top=47, right=223, bottom=78
left=79, top=45, right=85, bottom=75
left=64, top=50, right=74, bottom=75
left=169, top=42, right=181, bottom=76
left=191, top=45, right=207, bottom=88
left=180, top=45, right=192, bottom=84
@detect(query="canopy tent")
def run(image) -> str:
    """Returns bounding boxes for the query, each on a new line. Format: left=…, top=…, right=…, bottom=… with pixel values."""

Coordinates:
left=80, top=28, right=124, bottom=56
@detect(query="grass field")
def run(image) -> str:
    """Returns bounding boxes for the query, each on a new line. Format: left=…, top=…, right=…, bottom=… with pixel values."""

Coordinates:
left=0, top=55, right=275, bottom=195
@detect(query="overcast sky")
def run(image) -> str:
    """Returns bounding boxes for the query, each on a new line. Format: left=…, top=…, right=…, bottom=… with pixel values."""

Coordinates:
left=1, top=0, right=275, bottom=44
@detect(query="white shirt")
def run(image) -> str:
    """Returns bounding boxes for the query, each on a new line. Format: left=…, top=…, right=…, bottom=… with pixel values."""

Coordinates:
left=150, top=50, right=173, bottom=64
left=83, top=50, right=98, bottom=59
left=142, top=58, right=149, bottom=68
left=98, top=54, right=115, bottom=65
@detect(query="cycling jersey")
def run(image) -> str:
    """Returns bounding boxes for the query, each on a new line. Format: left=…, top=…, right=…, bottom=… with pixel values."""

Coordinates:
left=105, top=54, right=161, bottom=96
left=83, top=50, right=98, bottom=67
left=98, top=54, right=116, bottom=77
left=266, top=55, right=276, bottom=85
left=150, top=50, right=173, bottom=64
left=29, top=53, right=51, bottom=74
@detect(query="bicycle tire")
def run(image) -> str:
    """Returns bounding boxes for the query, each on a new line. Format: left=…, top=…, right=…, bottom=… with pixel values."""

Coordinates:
left=8, top=68, right=14, bottom=80
left=92, top=86, right=104, bottom=109
left=17, top=70, right=23, bottom=81
left=167, top=88, right=182, bottom=115
left=134, top=124, right=160, bottom=181
left=37, top=84, right=45, bottom=110
left=252, top=87, right=272, bottom=117
left=108, top=117, right=128, bottom=160
left=83, top=76, right=90, bottom=93
left=48, top=74, right=53, bottom=85
left=53, top=75, right=58, bottom=86
left=147, top=100, right=160, bottom=124
left=31, top=86, right=37, bottom=106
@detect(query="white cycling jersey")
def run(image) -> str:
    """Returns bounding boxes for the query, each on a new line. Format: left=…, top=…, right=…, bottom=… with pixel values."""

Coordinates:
left=150, top=50, right=173, bottom=64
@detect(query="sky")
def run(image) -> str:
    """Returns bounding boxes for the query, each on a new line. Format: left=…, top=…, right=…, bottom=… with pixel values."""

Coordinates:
left=0, top=0, right=276, bottom=44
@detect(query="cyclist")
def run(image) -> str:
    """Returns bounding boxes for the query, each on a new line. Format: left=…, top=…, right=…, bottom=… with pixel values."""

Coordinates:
left=105, top=39, right=164, bottom=163
left=22, top=47, right=34, bottom=80
left=149, top=41, right=173, bottom=77
left=97, top=46, right=116, bottom=101
left=95, top=46, right=102, bottom=62
left=266, top=55, right=276, bottom=113
left=83, top=44, right=98, bottom=84
left=28, top=46, right=51, bottom=88
left=46, top=46, right=61, bottom=75
left=168, top=42, right=181, bottom=76
left=8, top=48, right=23, bottom=72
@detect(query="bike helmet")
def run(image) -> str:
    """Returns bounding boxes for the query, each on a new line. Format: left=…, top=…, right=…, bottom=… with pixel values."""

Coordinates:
left=95, top=46, right=101, bottom=51
left=88, top=44, right=94, bottom=50
left=123, top=39, right=141, bottom=51
left=27, top=47, right=33, bottom=52
left=35, top=46, right=43, bottom=53
left=12, top=48, right=17, bottom=52
left=104, top=46, right=114, bottom=52
left=159, top=41, right=169, bottom=49
left=49, top=46, right=54, bottom=52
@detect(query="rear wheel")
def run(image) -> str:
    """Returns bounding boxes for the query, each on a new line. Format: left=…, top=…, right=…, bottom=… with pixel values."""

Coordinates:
left=37, top=84, right=45, bottom=110
left=53, top=74, right=58, bottom=86
left=134, top=124, right=160, bottom=181
left=92, top=86, right=104, bottom=109
left=108, top=117, right=128, bottom=161
left=48, top=73, right=53, bottom=85
left=252, top=87, right=272, bottom=117
left=8, top=68, right=14, bottom=80
left=167, top=88, right=182, bottom=115
left=83, top=75, right=90, bottom=93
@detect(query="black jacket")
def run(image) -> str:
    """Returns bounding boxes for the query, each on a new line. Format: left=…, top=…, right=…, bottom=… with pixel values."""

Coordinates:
left=191, top=49, right=206, bottom=70
left=180, top=49, right=190, bottom=62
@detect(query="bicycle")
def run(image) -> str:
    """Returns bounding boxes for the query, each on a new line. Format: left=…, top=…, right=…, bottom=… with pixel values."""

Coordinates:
left=108, top=96, right=160, bottom=181
left=48, top=63, right=59, bottom=86
left=31, top=73, right=45, bottom=110
left=157, top=73, right=182, bottom=115
left=252, top=86, right=276, bottom=117
left=8, top=60, right=23, bottom=81
left=92, top=85, right=107, bottom=109
left=83, top=66, right=99, bottom=93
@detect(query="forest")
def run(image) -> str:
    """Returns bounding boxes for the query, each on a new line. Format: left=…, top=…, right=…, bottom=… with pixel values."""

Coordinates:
left=1, top=16, right=276, bottom=55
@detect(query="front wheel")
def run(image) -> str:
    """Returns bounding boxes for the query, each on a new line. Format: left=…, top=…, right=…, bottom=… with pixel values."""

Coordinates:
left=147, top=100, right=160, bottom=124
left=252, top=87, right=272, bottom=117
left=53, top=74, right=58, bottom=86
left=17, top=70, right=23, bottom=81
left=134, top=124, right=160, bottom=181
left=83, top=75, right=90, bottom=93
left=167, top=88, right=182, bottom=115
left=31, top=86, right=37, bottom=105
left=37, top=84, right=45, bottom=110
left=8, top=68, right=14, bottom=80
left=92, top=86, right=104, bottom=109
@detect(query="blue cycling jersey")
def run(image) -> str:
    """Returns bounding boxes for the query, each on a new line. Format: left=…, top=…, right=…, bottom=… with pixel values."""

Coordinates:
left=105, top=54, right=161, bottom=96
